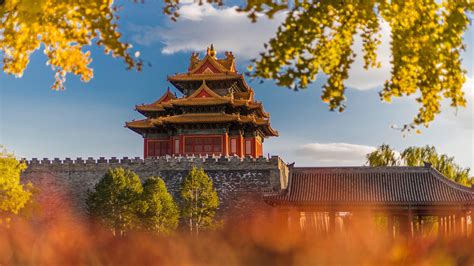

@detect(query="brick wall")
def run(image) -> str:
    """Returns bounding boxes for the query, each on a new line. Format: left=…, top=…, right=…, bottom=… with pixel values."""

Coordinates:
left=21, top=155, right=288, bottom=218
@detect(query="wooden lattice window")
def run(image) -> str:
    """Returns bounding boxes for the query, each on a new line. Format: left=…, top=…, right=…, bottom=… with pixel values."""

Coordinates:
left=148, top=140, right=170, bottom=157
left=185, top=136, right=222, bottom=154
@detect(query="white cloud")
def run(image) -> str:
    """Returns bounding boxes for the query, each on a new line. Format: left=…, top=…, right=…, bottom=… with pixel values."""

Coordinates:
left=345, top=21, right=392, bottom=91
left=464, top=75, right=474, bottom=100
left=292, top=142, right=376, bottom=166
left=131, top=3, right=285, bottom=60
left=132, top=6, right=392, bottom=89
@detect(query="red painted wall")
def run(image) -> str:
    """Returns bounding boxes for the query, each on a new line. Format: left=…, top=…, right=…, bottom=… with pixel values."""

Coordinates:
left=144, top=134, right=263, bottom=158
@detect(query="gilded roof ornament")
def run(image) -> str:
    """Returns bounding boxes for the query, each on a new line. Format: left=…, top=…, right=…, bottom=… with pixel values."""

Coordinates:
left=225, top=51, right=234, bottom=61
left=189, top=52, right=200, bottom=71
left=207, top=44, right=217, bottom=58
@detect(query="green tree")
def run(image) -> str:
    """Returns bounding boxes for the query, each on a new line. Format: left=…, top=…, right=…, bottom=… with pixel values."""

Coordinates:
left=139, top=177, right=179, bottom=234
left=86, top=167, right=144, bottom=237
left=401, top=146, right=472, bottom=186
left=367, top=144, right=473, bottom=186
left=0, top=147, right=32, bottom=225
left=180, top=167, right=219, bottom=235
left=366, top=144, right=400, bottom=167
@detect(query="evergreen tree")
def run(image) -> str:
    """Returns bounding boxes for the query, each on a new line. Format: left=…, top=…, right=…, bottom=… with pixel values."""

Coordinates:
left=0, top=147, right=32, bottom=225
left=139, top=177, right=179, bottom=235
left=180, top=167, right=219, bottom=235
left=86, top=168, right=144, bottom=237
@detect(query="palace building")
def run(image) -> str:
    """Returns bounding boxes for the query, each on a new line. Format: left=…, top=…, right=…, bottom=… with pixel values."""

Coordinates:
left=22, top=45, right=473, bottom=238
left=126, top=45, right=278, bottom=158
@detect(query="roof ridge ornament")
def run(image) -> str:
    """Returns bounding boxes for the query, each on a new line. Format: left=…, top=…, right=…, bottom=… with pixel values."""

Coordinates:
left=207, top=44, right=217, bottom=58
left=189, top=52, right=200, bottom=71
left=225, top=51, right=234, bottom=60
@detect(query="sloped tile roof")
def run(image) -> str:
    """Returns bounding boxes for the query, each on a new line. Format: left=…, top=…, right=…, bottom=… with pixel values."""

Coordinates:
left=264, top=167, right=474, bottom=207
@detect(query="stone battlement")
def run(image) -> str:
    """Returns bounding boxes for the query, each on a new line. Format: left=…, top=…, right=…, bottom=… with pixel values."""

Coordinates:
left=22, top=155, right=282, bottom=166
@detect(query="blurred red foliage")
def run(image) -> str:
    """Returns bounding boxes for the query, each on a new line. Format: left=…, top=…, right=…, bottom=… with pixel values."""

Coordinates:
left=1, top=200, right=473, bottom=266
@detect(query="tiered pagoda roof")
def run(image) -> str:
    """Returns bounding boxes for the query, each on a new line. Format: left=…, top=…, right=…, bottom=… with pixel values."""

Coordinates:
left=126, top=45, right=278, bottom=138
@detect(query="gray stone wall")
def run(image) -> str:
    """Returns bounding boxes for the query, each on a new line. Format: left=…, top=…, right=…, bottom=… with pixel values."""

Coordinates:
left=21, top=155, right=288, bottom=217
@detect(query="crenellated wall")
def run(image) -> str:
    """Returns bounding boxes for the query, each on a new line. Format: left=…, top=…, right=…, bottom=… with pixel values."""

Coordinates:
left=21, top=155, right=288, bottom=217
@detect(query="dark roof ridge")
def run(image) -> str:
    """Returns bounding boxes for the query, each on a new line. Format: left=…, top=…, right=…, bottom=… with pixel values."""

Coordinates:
left=428, top=167, right=474, bottom=194
left=292, top=166, right=430, bottom=172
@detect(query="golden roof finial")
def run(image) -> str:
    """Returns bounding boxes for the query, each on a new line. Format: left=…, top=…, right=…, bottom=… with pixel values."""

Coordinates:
left=207, top=44, right=216, bottom=58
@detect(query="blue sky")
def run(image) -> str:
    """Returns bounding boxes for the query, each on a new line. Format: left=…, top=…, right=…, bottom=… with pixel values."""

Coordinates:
left=0, top=2, right=473, bottom=168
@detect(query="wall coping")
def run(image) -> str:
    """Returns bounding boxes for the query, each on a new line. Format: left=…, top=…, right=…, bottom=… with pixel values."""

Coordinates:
left=21, top=155, right=284, bottom=166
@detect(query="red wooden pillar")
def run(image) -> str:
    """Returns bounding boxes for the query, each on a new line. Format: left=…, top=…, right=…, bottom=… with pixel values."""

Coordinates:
left=444, top=216, right=448, bottom=237
left=447, top=215, right=452, bottom=237
left=168, top=136, right=172, bottom=155
left=172, top=137, right=176, bottom=154
left=222, top=133, right=229, bottom=156
left=252, top=137, right=258, bottom=158
left=237, top=134, right=244, bottom=157
left=144, top=138, right=148, bottom=158
left=329, top=211, right=336, bottom=234
left=420, top=218, right=424, bottom=236
left=437, top=216, right=443, bottom=238
left=180, top=135, right=185, bottom=155
left=463, top=212, right=469, bottom=237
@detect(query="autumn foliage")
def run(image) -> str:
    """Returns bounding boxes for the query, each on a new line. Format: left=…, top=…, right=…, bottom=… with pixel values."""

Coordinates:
left=2, top=1, right=473, bottom=129
left=0, top=0, right=138, bottom=90
left=0, top=198, right=473, bottom=265
left=0, top=147, right=32, bottom=225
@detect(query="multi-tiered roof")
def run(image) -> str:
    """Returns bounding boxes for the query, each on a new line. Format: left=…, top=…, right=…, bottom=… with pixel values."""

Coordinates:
left=126, top=45, right=277, bottom=158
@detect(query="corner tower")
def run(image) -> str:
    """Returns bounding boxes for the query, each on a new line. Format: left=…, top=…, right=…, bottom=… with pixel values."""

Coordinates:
left=126, top=45, right=278, bottom=158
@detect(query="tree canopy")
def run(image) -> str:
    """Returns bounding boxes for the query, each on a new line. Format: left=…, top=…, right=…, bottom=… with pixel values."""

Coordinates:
left=86, top=167, right=144, bottom=236
left=87, top=168, right=180, bottom=236
left=366, top=144, right=400, bottom=167
left=366, top=144, right=473, bottom=186
left=246, top=0, right=473, bottom=130
left=139, top=177, right=179, bottom=235
left=1, top=0, right=472, bottom=129
left=180, top=167, right=219, bottom=235
left=0, top=147, right=32, bottom=225
left=0, top=0, right=138, bottom=90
